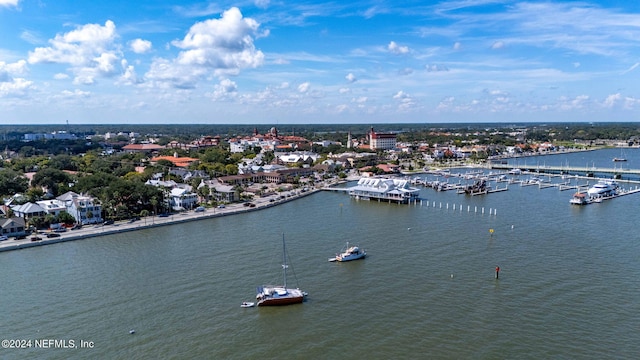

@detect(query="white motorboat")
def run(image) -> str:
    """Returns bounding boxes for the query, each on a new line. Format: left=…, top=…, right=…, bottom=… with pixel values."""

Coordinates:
left=329, top=242, right=366, bottom=262
left=587, top=180, right=618, bottom=198
left=241, top=302, right=255, bottom=308
left=569, top=192, right=589, bottom=205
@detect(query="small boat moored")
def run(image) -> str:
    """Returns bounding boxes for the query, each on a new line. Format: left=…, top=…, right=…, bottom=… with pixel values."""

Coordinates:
left=569, top=192, right=589, bottom=205
left=241, top=302, right=255, bottom=308
left=329, top=242, right=366, bottom=262
left=255, top=234, right=306, bottom=307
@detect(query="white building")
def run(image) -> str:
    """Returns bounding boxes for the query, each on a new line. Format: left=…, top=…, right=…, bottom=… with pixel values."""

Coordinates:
left=36, top=200, right=67, bottom=217
left=198, top=180, right=237, bottom=203
left=168, top=187, right=198, bottom=211
left=57, top=191, right=103, bottom=225
left=10, top=202, right=47, bottom=220
left=229, top=137, right=279, bottom=153
left=277, top=151, right=319, bottom=164
left=369, top=127, right=397, bottom=150
left=346, top=177, right=420, bottom=204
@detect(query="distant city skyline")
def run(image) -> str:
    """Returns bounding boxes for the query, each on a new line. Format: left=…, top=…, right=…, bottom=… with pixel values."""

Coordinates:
left=2, top=0, right=640, bottom=124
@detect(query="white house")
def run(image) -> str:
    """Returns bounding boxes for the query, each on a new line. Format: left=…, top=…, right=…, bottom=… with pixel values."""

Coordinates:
left=168, top=187, right=198, bottom=211
left=10, top=202, right=47, bottom=221
left=198, top=180, right=237, bottom=203
left=277, top=151, right=319, bottom=164
left=57, top=191, right=103, bottom=225
left=36, top=200, right=67, bottom=217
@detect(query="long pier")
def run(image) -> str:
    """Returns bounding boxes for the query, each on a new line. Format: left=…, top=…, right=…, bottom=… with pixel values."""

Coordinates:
left=488, top=163, right=640, bottom=177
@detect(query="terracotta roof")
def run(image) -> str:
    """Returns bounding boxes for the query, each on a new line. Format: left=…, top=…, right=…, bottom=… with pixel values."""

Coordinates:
left=122, top=144, right=165, bottom=151
left=151, top=156, right=199, bottom=168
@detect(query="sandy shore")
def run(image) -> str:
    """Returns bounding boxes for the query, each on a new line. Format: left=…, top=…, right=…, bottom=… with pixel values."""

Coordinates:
left=0, top=187, right=322, bottom=253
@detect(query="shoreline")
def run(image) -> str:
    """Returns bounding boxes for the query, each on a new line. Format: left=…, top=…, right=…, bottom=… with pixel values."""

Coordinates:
left=0, top=188, right=322, bottom=253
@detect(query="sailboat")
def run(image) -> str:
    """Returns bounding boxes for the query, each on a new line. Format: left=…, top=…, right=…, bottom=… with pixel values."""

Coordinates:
left=613, top=148, right=627, bottom=162
left=255, top=234, right=307, bottom=306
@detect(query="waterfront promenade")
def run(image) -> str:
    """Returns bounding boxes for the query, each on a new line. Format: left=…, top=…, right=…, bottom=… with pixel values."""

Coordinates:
left=0, top=187, right=321, bottom=253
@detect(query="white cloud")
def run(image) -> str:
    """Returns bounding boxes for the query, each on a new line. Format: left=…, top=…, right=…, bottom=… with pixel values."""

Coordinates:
left=27, top=20, right=121, bottom=85
left=119, top=65, right=139, bottom=85
left=20, top=30, right=43, bottom=45
left=393, top=91, right=409, bottom=100
left=93, top=52, right=118, bottom=74
left=336, top=104, right=349, bottom=113
left=73, top=72, right=95, bottom=85
left=0, top=60, right=27, bottom=76
left=0, top=60, right=33, bottom=97
left=145, top=57, right=206, bottom=89
left=486, top=89, right=508, bottom=96
left=254, top=0, right=270, bottom=8
left=118, top=59, right=141, bottom=85
left=0, top=0, right=19, bottom=7
left=363, top=6, right=388, bottom=19
left=130, top=39, right=152, bottom=54
left=146, top=7, right=265, bottom=88
left=558, top=95, right=590, bottom=110
left=622, top=62, right=639, bottom=74
left=211, top=78, right=238, bottom=99
left=172, top=7, right=264, bottom=71
left=28, top=20, right=115, bottom=65
left=491, top=41, right=505, bottom=50
left=0, top=77, right=32, bottom=97
left=298, top=82, right=310, bottom=93
left=436, top=97, right=456, bottom=111
left=54, top=73, right=69, bottom=80
left=603, top=93, right=622, bottom=108
left=388, top=41, right=409, bottom=55
left=398, top=67, right=413, bottom=76
left=345, top=73, right=356, bottom=83
left=426, top=64, right=449, bottom=72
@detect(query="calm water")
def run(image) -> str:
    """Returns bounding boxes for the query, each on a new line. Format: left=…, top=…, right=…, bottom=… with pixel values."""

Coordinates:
left=2, top=149, right=640, bottom=359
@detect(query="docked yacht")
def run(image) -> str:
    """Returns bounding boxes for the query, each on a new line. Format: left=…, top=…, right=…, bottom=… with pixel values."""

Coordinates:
left=587, top=180, right=618, bottom=198
left=569, top=192, right=589, bottom=205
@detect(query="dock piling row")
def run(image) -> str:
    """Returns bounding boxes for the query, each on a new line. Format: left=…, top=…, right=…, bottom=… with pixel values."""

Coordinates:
left=421, top=199, right=497, bottom=216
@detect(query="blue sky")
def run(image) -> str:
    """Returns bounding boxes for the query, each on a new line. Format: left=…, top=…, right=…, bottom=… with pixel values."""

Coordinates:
left=2, top=0, right=640, bottom=124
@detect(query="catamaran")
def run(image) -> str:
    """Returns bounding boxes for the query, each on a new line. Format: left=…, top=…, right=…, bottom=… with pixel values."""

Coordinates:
left=255, top=234, right=306, bottom=306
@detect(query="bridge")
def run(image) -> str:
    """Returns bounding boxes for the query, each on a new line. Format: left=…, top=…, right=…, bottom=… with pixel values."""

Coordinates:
left=487, top=162, right=640, bottom=177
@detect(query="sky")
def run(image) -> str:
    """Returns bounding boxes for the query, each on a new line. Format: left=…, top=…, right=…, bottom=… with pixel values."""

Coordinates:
left=2, top=0, right=640, bottom=125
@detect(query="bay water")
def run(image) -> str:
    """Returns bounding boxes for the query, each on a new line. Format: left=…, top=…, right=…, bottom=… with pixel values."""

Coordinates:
left=1, top=148, right=639, bottom=359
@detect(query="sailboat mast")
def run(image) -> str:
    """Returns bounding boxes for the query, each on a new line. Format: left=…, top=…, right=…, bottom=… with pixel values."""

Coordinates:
left=282, top=234, right=287, bottom=288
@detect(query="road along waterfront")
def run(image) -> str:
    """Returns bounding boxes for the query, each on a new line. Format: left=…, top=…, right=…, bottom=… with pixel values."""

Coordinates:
left=0, top=188, right=321, bottom=253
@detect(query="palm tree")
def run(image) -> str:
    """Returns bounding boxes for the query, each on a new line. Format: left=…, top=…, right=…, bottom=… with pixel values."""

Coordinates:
left=150, top=197, right=158, bottom=224
left=140, top=209, right=149, bottom=225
